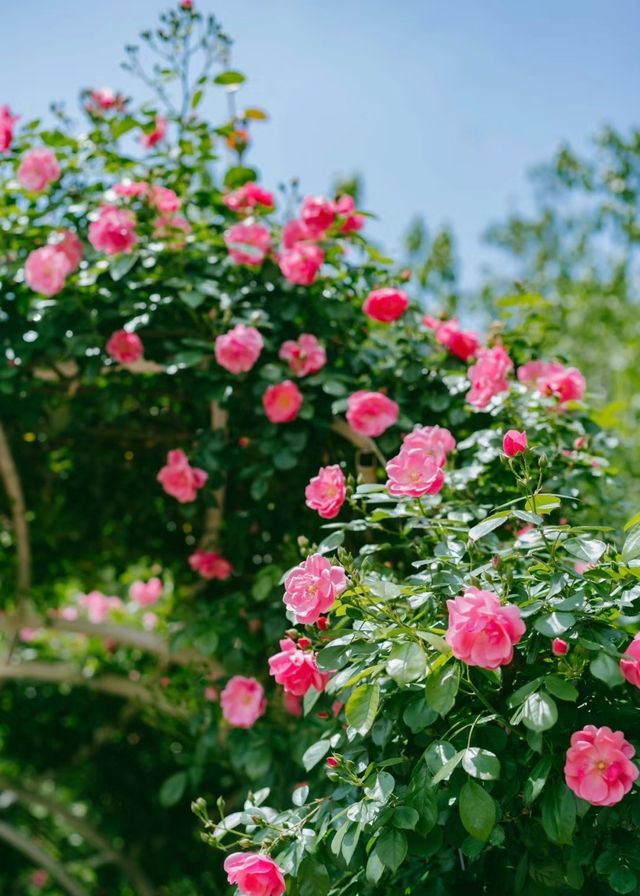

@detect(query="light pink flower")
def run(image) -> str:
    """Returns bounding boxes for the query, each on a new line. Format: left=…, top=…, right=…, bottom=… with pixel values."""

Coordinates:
left=0, top=105, right=19, bottom=153
left=386, top=447, right=445, bottom=497
left=279, top=244, right=324, bottom=285
left=148, top=185, right=181, bottom=213
left=188, top=548, right=233, bottom=580
left=157, top=449, right=208, bottom=503
left=224, top=853, right=285, bottom=896
left=402, top=425, right=456, bottom=460
left=19, top=628, right=38, bottom=642
left=220, top=676, right=266, bottom=728
left=215, top=324, right=263, bottom=374
left=78, top=590, right=122, bottom=624
left=346, top=390, right=399, bottom=437
left=283, top=553, right=348, bottom=624
left=300, top=195, right=336, bottom=238
left=106, top=330, right=143, bottom=364
left=435, top=320, right=480, bottom=361
left=89, top=206, right=137, bottom=255
left=224, top=222, right=271, bottom=266
left=467, top=345, right=513, bottom=408
left=518, top=360, right=586, bottom=404
left=305, top=465, right=346, bottom=518
left=152, top=214, right=191, bottom=248
left=279, top=333, right=326, bottom=377
left=620, top=634, right=640, bottom=688
left=24, top=246, right=68, bottom=296
left=140, top=114, right=167, bottom=148
left=114, top=181, right=148, bottom=198
left=263, top=381, right=303, bottom=423
left=17, top=148, right=60, bottom=192
left=363, top=287, right=409, bottom=323
left=52, top=230, right=83, bottom=273
left=282, top=218, right=314, bottom=248
left=564, top=725, right=638, bottom=806
left=129, top=577, right=163, bottom=606
left=143, top=612, right=158, bottom=630
left=87, top=87, right=125, bottom=111
left=446, top=587, right=525, bottom=669
left=335, top=194, right=364, bottom=233
left=552, top=638, right=569, bottom=656
left=223, top=182, right=274, bottom=213
left=503, top=429, right=528, bottom=457
left=268, top=638, right=329, bottom=696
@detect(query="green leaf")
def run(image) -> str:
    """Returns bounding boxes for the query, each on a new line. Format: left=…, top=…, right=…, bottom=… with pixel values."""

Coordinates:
left=386, top=643, right=426, bottom=684
left=458, top=781, right=496, bottom=841
left=375, top=829, right=407, bottom=872
left=109, top=252, right=138, bottom=281
left=345, top=683, right=380, bottom=736
left=402, top=697, right=438, bottom=732
left=432, top=750, right=464, bottom=785
left=365, top=850, right=385, bottom=884
left=462, top=748, right=501, bottom=781
left=521, top=692, right=558, bottom=732
left=469, top=511, right=510, bottom=542
left=523, top=757, right=553, bottom=804
left=425, top=662, right=460, bottom=715
left=302, top=739, right=331, bottom=771
left=392, top=806, right=419, bottom=830
left=564, top=537, right=605, bottom=564
left=622, top=525, right=640, bottom=562
left=159, top=771, right=187, bottom=807
left=179, top=290, right=206, bottom=309
left=541, top=784, right=576, bottom=845
left=213, top=70, right=246, bottom=86
left=590, top=653, right=624, bottom=688
left=525, top=494, right=560, bottom=515
left=297, top=859, right=331, bottom=896
left=609, top=868, right=638, bottom=894
left=534, top=612, right=575, bottom=637
left=544, top=676, right=578, bottom=702
left=317, top=530, right=345, bottom=554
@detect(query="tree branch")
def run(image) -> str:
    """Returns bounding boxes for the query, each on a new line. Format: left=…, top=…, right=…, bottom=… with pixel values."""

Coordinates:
left=0, top=423, right=31, bottom=614
left=0, top=819, right=89, bottom=896
left=200, top=400, right=228, bottom=550
left=331, top=418, right=387, bottom=468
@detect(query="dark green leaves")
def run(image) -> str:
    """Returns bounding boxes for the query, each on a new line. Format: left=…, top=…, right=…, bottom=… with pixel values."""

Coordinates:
left=541, top=783, right=576, bottom=845
left=386, top=643, right=426, bottom=684
left=375, top=829, right=408, bottom=872
left=425, top=661, right=460, bottom=715
left=458, top=781, right=496, bottom=841
left=521, top=692, right=558, bottom=731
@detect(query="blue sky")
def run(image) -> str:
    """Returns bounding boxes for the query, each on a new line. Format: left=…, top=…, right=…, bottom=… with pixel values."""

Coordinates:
left=4, top=0, right=639, bottom=286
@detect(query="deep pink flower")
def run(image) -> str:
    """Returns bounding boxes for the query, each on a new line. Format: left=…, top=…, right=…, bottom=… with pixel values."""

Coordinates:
left=224, top=222, right=271, bottom=266
left=24, top=246, right=68, bottom=296
left=300, top=195, right=336, bottom=238
left=113, top=181, right=148, bottom=198
left=106, top=330, right=143, bottom=365
left=223, top=182, right=274, bottom=213
left=129, top=577, right=163, bottom=606
left=552, top=638, right=569, bottom=656
left=215, top=324, right=263, bottom=374
left=564, top=725, right=638, bottom=806
left=385, top=447, right=445, bottom=497
left=305, top=465, right=346, bottom=518
left=282, top=691, right=302, bottom=716
left=279, top=244, right=324, bottom=285
left=282, top=218, right=314, bottom=248
left=402, top=425, right=456, bottom=460
left=435, top=320, right=480, bottom=361
left=279, top=333, right=326, bottom=377
left=518, top=360, right=586, bottom=404
left=156, top=449, right=208, bottom=503
left=220, top=677, right=266, bottom=728
left=152, top=214, right=191, bottom=248
left=620, top=634, right=640, bottom=688
left=188, top=548, right=233, bottom=580
left=335, top=194, right=364, bottom=233
left=89, top=206, right=137, bottom=255
left=268, top=638, right=329, bottom=695
left=17, top=148, right=60, bottom=192
left=363, top=287, right=409, bottom=323
left=446, top=587, right=525, bottom=669
left=140, top=114, right=167, bottom=148
left=346, top=391, right=399, bottom=437
left=263, top=381, right=303, bottom=423
left=283, top=554, right=348, bottom=624
left=224, top=853, right=285, bottom=896
left=0, top=105, right=19, bottom=153
left=148, top=185, right=181, bottom=213
left=467, top=345, right=513, bottom=408
left=78, top=590, right=122, bottom=624
left=52, top=230, right=83, bottom=273
left=503, top=429, right=528, bottom=457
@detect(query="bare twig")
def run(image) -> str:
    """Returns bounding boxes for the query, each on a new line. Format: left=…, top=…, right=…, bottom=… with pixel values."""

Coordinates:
left=331, top=418, right=387, bottom=467
left=0, top=819, right=89, bottom=896
left=200, top=400, right=228, bottom=550
left=0, top=424, right=31, bottom=613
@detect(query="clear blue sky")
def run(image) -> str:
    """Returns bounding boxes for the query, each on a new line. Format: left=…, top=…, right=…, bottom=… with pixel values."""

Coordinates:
left=4, top=0, right=639, bottom=286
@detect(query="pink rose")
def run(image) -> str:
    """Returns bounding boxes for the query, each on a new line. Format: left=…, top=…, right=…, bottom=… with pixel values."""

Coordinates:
left=335, top=194, right=364, bottom=233
left=446, top=587, right=525, bottom=669
left=78, top=590, right=122, bottom=624
left=129, top=577, right=163, bottom=606
left=114, top=181, right=148, bottom=198
left=52, top=230, right=83, bottom=273
left=435, top=320, right=480, bottom=361
left=564, top=725, right=638, bottom=806
left=87, top=87, right=125, bottom=111
left=215, top=324, right=263, bottom=374
left=263, top=381, right=303, bottom=423
left=0, top=105, right=19, bottom=153
left=224, top=222, right=271, bottom=266
left=385, top=447, right=445, bottom=498
left=363, top=287, right=409, bottom=323
left=31, top=870, right=49, bottom=889
left=467, top=345, right=513, bottom=408
left=282, top=691, right=302, bottom=716
left=346, top=390, right=399, bottom=437
left=220, top=676, right=266, bottom=728
left=300, top=195, right=336, bottom=238
left=89, top=206, right=138, bottom=255
left=17, top=148, right=60, bottom=192
left=552, top=638, right=569, bottom=656
left=188, top=548, right=233, bottom=580
left=620, top=633, right=640, bottom=688
left=152, top=214, right=191, bottom=248
left=279, top=244, right=324, bottom=285
left=106, top=330, right=144, bottom=365
left=268, top=638, right=329, bottom=695
left=279, top=333, right=326, bottom=377
left=157, top=449, right=208, bottom=503
left=402, top=425, right=456, bottom=460
left=148, top=185, right=181, bottom=212
left=283, top=553, right=348, bottom=624
left=282, top=218, right=314, bottom=248
left=24, top=246, right=68, bottom=296
left=140, top=114, right=167, bottom=148
left=518, top=360, right=586, bottom=404
left=305, top=465, right=346, bottom=518
left=503, top=429, right=528, bottom=457
left=224, top=853, right=285, bottom=896
left=223, top=182, right=274, bottom=213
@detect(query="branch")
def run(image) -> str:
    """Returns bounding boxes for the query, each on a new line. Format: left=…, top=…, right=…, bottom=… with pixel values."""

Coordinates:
left=0, top=819, right=89, bottom=896
left=0, top=424, right=31, bottom=614
left=331, top=418, right=387, bottom=469
left=200, top=400, right=228, bottom=550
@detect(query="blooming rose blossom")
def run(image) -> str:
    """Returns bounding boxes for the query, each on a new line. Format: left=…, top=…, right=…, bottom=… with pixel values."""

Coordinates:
left=300, top=195, right=336, bottom=237
left=263, top=381, right=303, bottom=423
left=148, top=185, right=181, bottom=212
left=279, top=244, right=324, bottom=285
left=503, top=429, right=528, bottom=457
left=446, top=587, right=525, bottom=669
left=220, top=676, right=266, bottom=728
left=346, top=391, right=399, bottom=437
left=279, top=333, right=326, bottom=377
left=17, top=148, right=61, bottom=192
left=89, top=206, right=137, bottom=255
left=386, top=447, right=445, bottom=497
left=224, top=222, right=271, bottom=266
left=335, top=194, right=364, bottom=233
left=0, top=105, right=18, bottom=153
left=224, top=853, right=285, bottom=896
left=518, top=360, right=586, bottom=403
left=467, top=345, right=513, bottom=409
left=223, top=182, right=274, bottom=213
left=620, top=633, right=640, bottom=688
left=282, top=691, right=302, bottom=716
left=564, top=725, right=639, bottom=806
left=268, top=638, right=329, bottom=695
left=305, top=465, right=346, bottom=518
left=435, top=319, right=480, bottom=361
left=52, top=230, right=83, bottom=272
left=24, top=246, right=68, bottom=296
left=282, top=218, right=313, bottom=248
left=552, top=638, right=570, bottom=656
left=78, top=590, right=122, bottom=624
left=129, top=577, right=163, bottom=606
left=363, top=287, right=409, bottom=323
left=113, top=181, right=148, bottom=198
left=215, top=324, right=263, bottom=374
left=402, top=425, right=456, bottom=461
left=283, top=553, right=348, bottom=624
left=188, top=548, right=233, bottom=580
left=152, top=214, right=191, bottom=248
left=106, top=330, right=144, bottom=365
left=156, top=449, right=208, bottom=503
left=140, top=114, right=167, bottom=148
